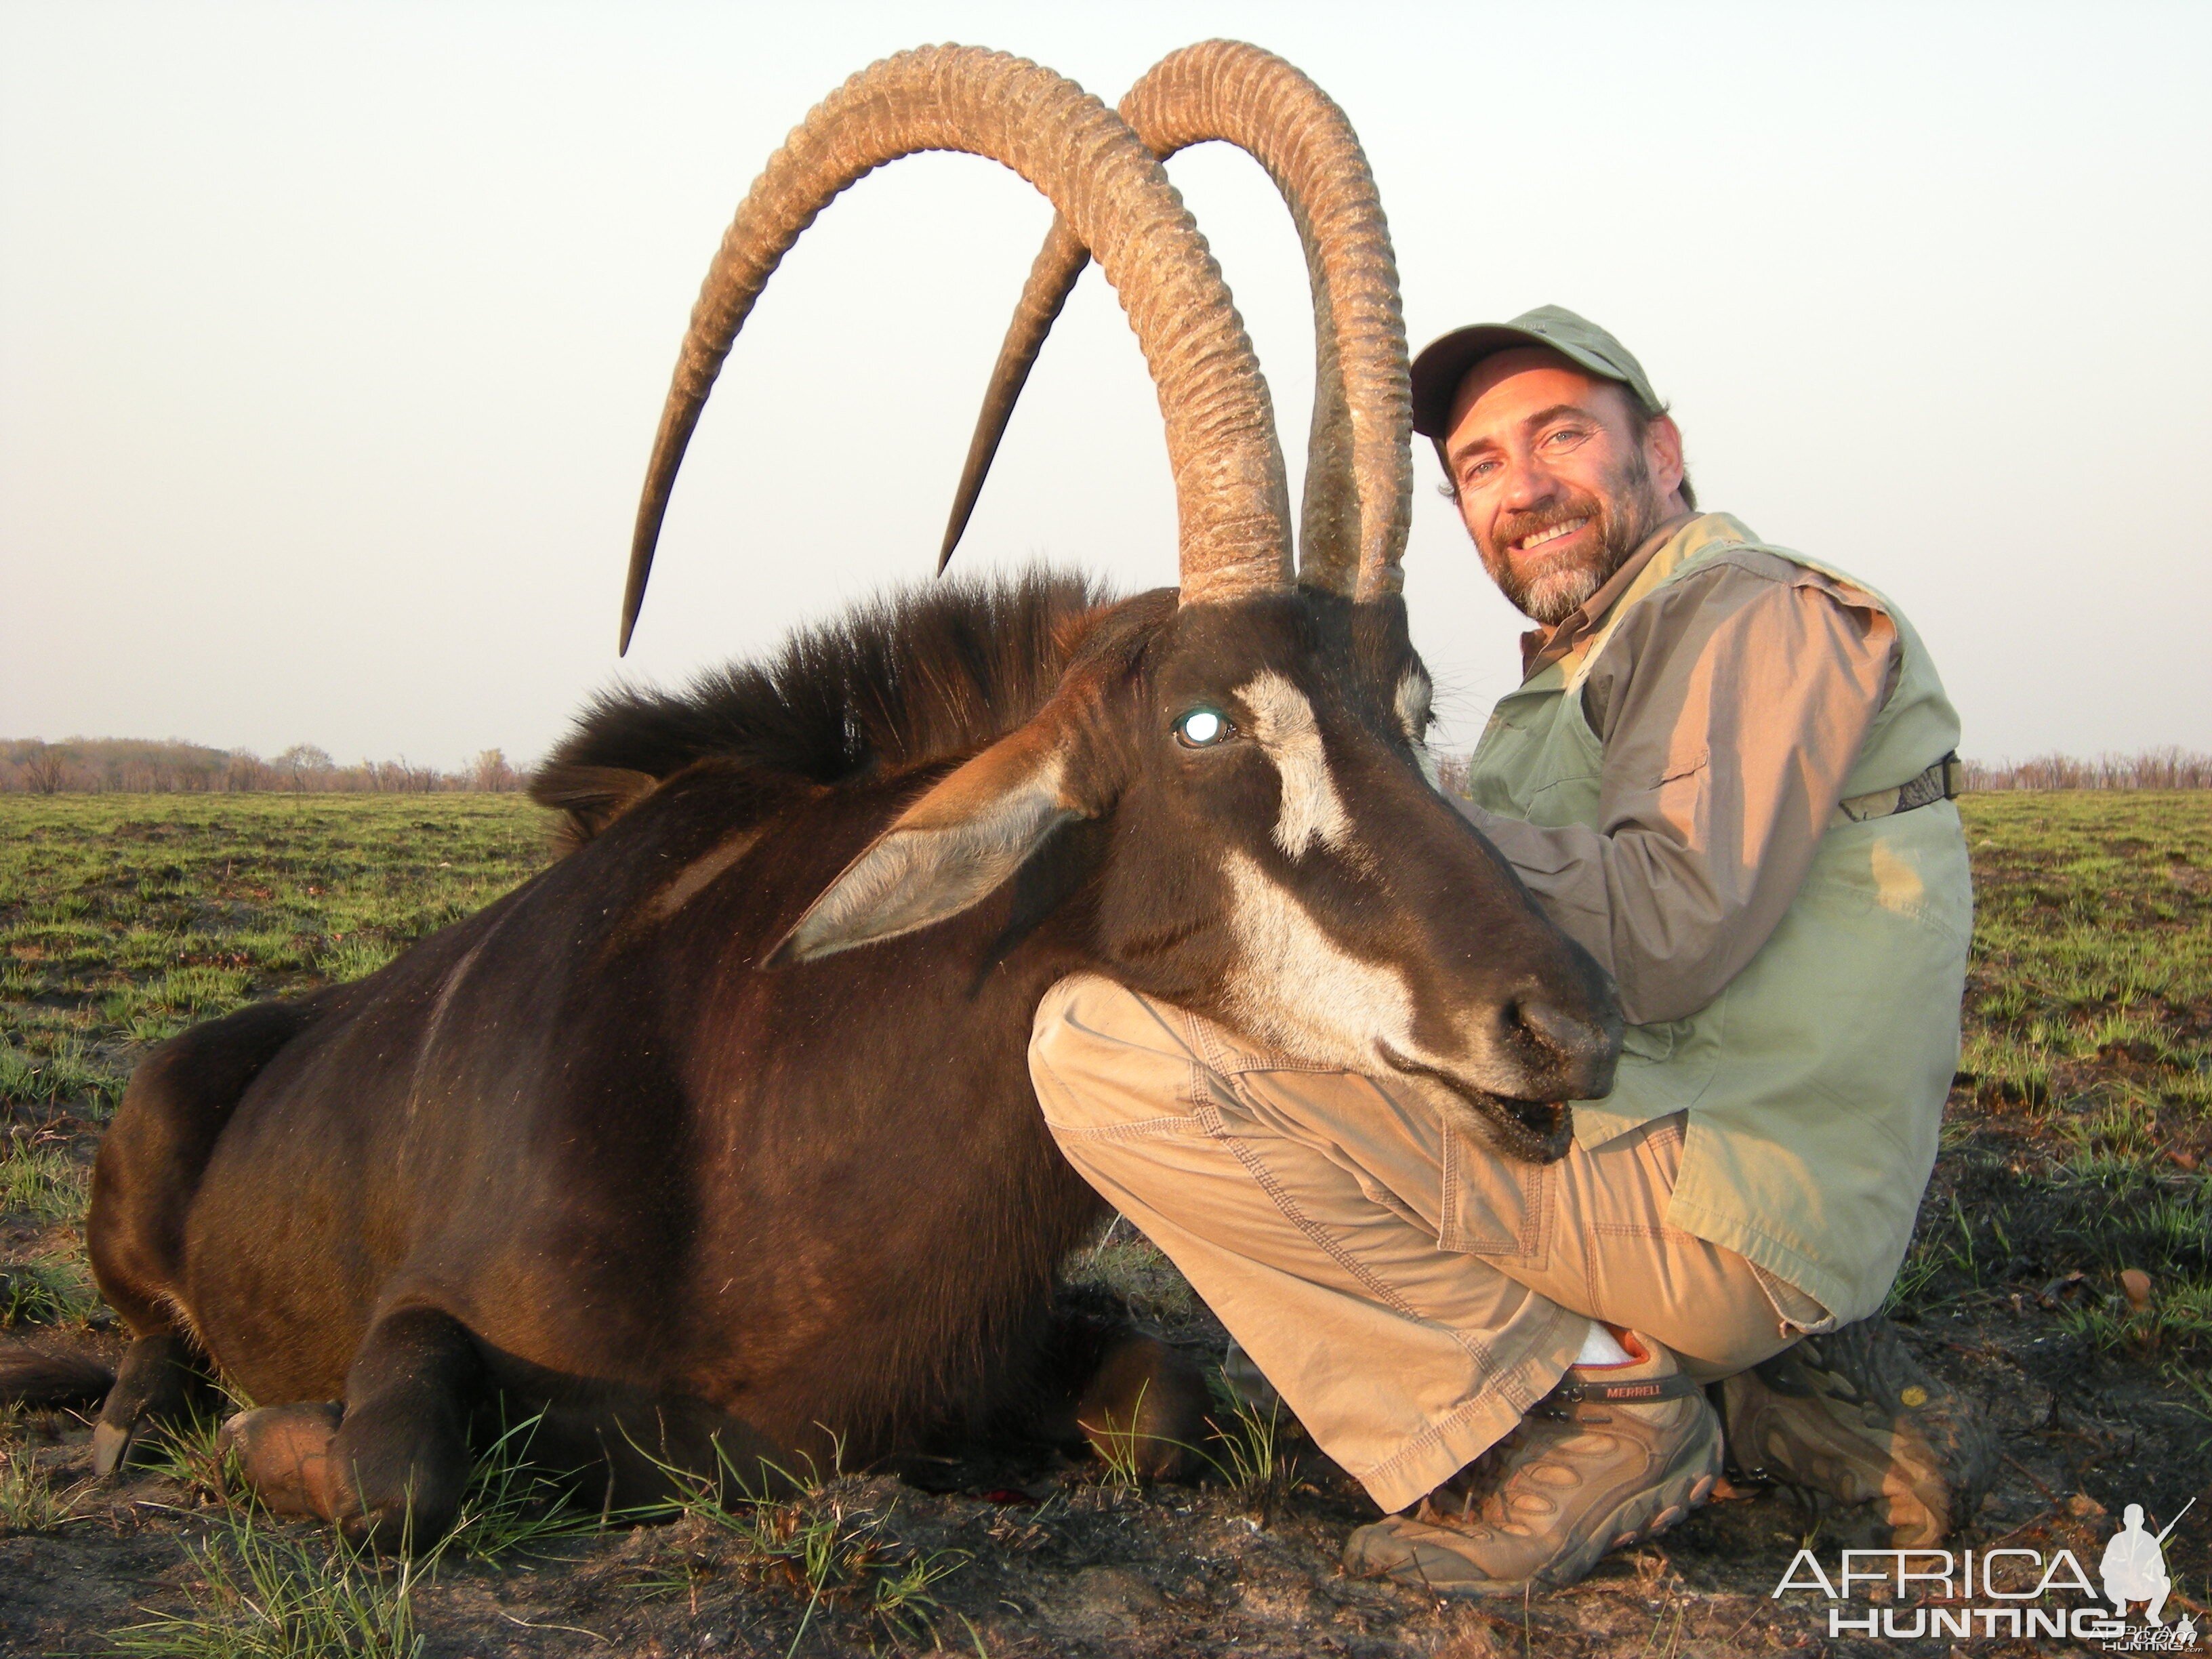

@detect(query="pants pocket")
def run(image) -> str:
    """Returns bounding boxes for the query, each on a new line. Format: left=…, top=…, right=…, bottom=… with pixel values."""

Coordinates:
left=1437, top=1118, right=1551, bottom=1263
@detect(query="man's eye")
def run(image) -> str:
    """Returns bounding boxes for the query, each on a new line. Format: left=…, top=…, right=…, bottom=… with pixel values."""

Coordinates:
left=1174, top=709, right=1235, bottom=748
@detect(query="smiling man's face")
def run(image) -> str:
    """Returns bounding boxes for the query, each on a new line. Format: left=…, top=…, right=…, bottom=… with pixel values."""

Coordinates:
left=1442, top=348, right=1686, bottom=626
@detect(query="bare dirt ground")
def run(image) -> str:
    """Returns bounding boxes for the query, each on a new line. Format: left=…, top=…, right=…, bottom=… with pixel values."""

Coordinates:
left=0, top=1254, right=2200, bottom=1659
left=3, top=792, right=2208, bottom=1657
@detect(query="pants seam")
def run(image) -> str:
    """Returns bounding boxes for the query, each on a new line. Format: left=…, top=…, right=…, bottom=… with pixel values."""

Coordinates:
left=1355, top=1305, right=1577, bottom=1509
left=1359, top=1393, right=1510, bottom=1503
left=1195, top=1088, right=1506, bottom=1387
left=1048, top=1117, right=1197, bottom=1142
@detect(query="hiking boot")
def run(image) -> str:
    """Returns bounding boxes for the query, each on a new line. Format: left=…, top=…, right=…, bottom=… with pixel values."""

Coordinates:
left=1719, top=1315, right=1996, bottom=1547
left=1343, top=1331, right=1722, bottom=1595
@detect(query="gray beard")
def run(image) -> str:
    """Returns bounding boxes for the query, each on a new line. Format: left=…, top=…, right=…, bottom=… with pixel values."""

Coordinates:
left=1518, top=562, right=1607, bottom=628
left=1490, top=454, right=1664, bottom=627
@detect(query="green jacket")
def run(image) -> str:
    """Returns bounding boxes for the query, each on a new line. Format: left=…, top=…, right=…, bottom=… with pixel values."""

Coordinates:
left=1465, top=514, right=1971, bottom=1322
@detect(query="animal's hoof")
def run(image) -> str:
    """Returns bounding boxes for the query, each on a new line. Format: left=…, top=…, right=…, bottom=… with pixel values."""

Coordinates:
left=91, top=1419, right=134, bottom=1478
left=220, top=1402, right=344, bottom=1520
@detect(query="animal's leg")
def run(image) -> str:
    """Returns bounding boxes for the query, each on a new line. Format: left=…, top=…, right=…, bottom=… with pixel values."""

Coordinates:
left=1032, top=1298, right=1208, bottom=1479
left=527, top=1394, right=792, bottom=1517
left=93, top=1332, right=218, bottom=1475
left=1074, top=1332, right=1210, bottom=1479
left=227, top=1305, right=483, bottom=1550
left=87, top=997, right=325, bottom=1472
left=325, top=1305, right=485, bottom=1549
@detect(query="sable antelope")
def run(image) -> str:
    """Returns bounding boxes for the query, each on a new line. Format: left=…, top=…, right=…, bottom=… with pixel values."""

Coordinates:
left=14, top=44, right=1620, bottom=1547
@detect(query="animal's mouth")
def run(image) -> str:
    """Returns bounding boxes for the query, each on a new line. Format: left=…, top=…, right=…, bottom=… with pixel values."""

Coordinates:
left=1380, top=1046, right=1574, bottom=1163
left=1460, top=1088, right=1573, bottom=1163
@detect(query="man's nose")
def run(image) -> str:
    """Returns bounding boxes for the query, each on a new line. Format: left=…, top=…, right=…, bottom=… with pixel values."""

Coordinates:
left=1494, top=451, right=1557, bottom=512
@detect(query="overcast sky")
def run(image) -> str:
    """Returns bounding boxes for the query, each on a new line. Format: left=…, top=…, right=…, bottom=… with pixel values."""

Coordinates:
left=4, top=1, right=2207, bottom=769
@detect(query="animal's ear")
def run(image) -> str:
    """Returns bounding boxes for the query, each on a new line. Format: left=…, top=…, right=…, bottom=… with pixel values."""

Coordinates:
left=771, top=722, right=1088, bottom=964
left=530, top=762, right=662, bottom=855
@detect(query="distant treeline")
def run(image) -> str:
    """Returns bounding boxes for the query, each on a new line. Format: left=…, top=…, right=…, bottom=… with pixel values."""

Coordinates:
left=1956, top=748, right=2212, bottom=792
left=7, top=738, right=2207, bottom=798
left=0, top=738, right=525, bottom=795
left=1432, top=748, right=2211, bottom=798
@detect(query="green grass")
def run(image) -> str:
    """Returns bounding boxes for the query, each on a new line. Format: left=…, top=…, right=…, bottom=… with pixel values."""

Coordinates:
left=1201, top=1371, right=1293, bottom=1527
left=436, top=1410, right=604, bottom=1565
left=109, top=1406, right=608, bottom=1656
left=641, top=1443, right=970, bottom=1647
left=140, top=1406, right=243, bottom=1510
left=1, top=1254, right=101, bottom=1326
left=1, top=786, right=2207, bottom=1648
left=1, top=1132, right=89, bottom=1221
left=0, top=794, right=547, bottom=1124
left=108, top=1509, right=428, bottom=1659
left=1065, top=1222, right=1199, bottom=1326
left=0, top=1437, right=95, bottom=1536
left=1883, top=792, right=2212, bottom=1355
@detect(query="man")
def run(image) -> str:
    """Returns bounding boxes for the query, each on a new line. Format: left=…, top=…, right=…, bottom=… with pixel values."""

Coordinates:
left=1027, top=306, right=1992, bottom=1593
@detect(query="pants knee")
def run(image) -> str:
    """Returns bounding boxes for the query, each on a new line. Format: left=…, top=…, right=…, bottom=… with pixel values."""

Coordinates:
left=1027, top=974, right=1197, bottom=1142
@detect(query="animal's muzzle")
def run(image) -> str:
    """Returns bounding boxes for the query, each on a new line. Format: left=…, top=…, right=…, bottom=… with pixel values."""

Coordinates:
left=1500, top=992, right=1620, bottom=1103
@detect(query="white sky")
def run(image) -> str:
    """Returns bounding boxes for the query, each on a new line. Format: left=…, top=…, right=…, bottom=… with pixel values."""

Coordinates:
left=4, top=1, right=2208, bottom=769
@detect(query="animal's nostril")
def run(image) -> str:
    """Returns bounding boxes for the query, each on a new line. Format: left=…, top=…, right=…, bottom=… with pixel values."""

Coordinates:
left=1507, top=996, right=1604, bottom=1059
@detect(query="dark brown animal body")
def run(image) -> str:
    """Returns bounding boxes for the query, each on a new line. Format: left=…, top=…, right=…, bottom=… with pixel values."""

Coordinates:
left=125, top=581, right=1128, bottom=1442
left=36, top=45, right=1624, bottom=1547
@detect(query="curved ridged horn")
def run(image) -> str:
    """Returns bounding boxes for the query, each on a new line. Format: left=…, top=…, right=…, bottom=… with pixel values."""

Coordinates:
left=936, top=40, right=1410, bottom=599
left=621, top=45, right=1292, bottom=652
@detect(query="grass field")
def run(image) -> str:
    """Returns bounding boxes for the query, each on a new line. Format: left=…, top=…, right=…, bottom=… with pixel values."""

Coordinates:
left=2, top=790, right=2207, bottom=1656
left=0, top=796, right=545, bottom=1331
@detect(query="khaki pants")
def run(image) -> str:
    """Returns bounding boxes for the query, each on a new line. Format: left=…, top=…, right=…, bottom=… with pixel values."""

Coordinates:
left=1029, top=974, right=1818, bottom=1514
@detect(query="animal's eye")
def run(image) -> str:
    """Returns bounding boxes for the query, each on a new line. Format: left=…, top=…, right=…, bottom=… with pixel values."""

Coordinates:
left=1174, top=708, right=1235, bottom=749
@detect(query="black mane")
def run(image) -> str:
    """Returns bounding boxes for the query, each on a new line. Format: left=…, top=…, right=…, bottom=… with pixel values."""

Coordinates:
left=532, top=568, right=1120, bottom=844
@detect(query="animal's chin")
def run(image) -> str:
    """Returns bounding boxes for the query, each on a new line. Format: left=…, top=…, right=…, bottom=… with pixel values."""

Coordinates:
left=1377, top=1046, right=1574, bottom=1163
left=1458, top=1088, right=1574, bottom=1164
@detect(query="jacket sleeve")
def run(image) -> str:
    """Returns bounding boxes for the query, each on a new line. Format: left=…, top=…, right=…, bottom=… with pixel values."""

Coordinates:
left=1452, top=556, right=1900, bottom=1026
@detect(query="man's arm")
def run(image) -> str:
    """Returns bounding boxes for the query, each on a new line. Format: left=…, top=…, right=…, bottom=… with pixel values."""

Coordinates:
left=1454, top=553, right=1900, bottom=1027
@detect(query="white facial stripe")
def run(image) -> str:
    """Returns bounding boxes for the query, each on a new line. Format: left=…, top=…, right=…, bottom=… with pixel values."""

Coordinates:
left=1220, top=851, right=1416, bottom=1066
left=1235, top=670, right=1351, bottom=859
left=1222, top=851, right=1551, bottom=1100
left=1394, top=670, right=1441, bottom=790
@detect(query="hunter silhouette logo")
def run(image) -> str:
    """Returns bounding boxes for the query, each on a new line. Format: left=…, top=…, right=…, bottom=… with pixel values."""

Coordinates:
left=1769, top=1494, right=2199, bottom=1646
left=2102, top=1498, right=2190, bottom=1628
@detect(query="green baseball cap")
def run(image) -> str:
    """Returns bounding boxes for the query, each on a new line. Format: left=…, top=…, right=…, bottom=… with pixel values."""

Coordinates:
left=1410, top=305, right=1662, bottom=438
